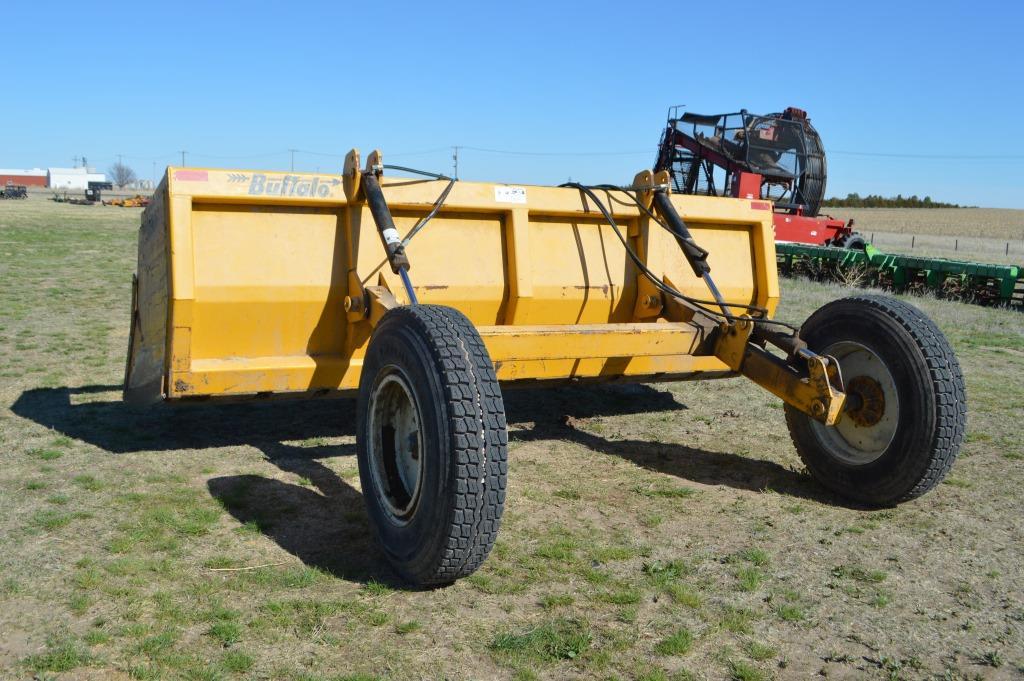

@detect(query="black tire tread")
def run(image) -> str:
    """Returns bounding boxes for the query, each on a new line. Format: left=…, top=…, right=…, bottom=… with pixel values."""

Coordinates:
left=842, top=234, right=867, bottom=250
left=368, top=305, right=507, bottom=584
left=785, top=294, right=966, bottom=504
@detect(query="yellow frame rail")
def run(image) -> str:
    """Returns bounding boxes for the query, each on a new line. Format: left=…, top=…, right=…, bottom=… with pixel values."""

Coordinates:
left=123, top=154, right=852, bottom=425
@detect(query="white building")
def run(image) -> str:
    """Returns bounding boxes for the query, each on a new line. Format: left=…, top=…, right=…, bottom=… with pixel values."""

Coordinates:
left=47, top=167, right=106, bottom=189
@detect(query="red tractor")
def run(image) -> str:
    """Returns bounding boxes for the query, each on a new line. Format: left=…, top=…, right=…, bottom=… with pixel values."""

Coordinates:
left=655, top=106, right=864, bottom=249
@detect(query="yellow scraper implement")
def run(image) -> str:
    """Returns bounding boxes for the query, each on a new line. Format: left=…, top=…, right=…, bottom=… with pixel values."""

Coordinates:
left=124, top=150, right=965, bottom=586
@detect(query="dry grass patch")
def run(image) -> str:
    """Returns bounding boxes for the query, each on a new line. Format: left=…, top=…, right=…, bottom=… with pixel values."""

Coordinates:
left=1, top=196, right=1023, bottom=678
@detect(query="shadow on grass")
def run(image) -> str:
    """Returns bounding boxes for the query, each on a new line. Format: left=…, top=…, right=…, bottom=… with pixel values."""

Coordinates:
left=11, top=381, right=853, bottom=580
left=9, top=384, right=357, bottom=453
left=504, top=385, right=857, bottom=507
left=9, top=383, right=395, bottom=581
left=9, top=383, right=682, bottom=454
left=8, top=383, right=687, bottom=581
left=206, top=440, right=389, bottom=583
left=511, top=420, right=854, bottom=506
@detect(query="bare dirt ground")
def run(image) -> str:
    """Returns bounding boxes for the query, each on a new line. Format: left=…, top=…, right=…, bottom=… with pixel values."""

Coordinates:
left=1, top=195, right=1023, bottom=680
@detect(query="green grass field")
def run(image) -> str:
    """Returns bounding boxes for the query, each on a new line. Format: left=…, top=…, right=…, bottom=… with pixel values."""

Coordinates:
left=1, top=197, right=1023, bottom=680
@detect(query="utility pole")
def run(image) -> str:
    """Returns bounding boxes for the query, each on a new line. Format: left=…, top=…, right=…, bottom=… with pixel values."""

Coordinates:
left=180, top=150, right=187, bottom=166
left=452, top=146, right=460, bottom=180
left=289, top=149, right=297, bottom=172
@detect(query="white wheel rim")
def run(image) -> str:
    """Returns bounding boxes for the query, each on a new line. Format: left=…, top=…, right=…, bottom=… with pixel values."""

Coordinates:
left=810, top=341, right=899, bottom=466
left=367, top=368, right=424, bottom=523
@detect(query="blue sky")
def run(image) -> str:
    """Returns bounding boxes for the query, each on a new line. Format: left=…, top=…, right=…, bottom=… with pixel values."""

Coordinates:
left=2, top=1, right=1021, bottom=207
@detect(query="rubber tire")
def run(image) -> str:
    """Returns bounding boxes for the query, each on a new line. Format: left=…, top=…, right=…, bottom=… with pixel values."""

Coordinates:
left=842, top=234, right=867, bottom=250
left=356, top=305, right=508, bottom=586
left=784, top=295, right=965, bottom=506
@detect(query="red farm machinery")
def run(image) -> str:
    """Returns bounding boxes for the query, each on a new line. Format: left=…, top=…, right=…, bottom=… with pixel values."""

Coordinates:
left=655, top=106, right=865, bottom=249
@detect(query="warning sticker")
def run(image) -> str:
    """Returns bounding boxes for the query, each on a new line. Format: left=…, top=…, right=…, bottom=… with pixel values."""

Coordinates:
left=174, top=170, right=209, bottom=182
left=494, top=186, right=527, bottom=204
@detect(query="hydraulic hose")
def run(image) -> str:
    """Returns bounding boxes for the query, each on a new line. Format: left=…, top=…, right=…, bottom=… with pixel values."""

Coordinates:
left=561, top=182, right=797, bottom=332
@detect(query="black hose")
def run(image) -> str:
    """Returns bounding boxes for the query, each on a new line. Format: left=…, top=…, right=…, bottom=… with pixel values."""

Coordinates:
left=372, top=164, right=456, bottom=247
left=367, top=165, right=797, bottom=332
left=589, top=184, right=799, bottom=329
left=382, top=164, right=451, bottom=181
left=402, top=177, right=456, bottom=246
left=561, top=182, right=798, bottom=332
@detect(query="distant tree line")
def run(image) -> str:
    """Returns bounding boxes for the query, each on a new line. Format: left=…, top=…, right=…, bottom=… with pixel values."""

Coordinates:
left=821, top=193, right=966, bottom=208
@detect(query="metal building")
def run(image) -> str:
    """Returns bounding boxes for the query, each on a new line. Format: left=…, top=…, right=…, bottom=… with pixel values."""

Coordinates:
left=0, top=168, right=47, bottom=187
left=47, top=167, right=107, bottom=189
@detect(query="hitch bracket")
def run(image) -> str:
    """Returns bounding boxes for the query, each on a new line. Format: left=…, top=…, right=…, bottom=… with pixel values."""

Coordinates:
left=713, top=317, right=846, bottom=425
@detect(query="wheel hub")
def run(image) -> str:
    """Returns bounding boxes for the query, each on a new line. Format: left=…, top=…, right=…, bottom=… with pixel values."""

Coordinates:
left=845, top=375, right=886, bottom=427
left=367, top=369, right=424, bottom=523
left=809, top=341, right=900, bottom=466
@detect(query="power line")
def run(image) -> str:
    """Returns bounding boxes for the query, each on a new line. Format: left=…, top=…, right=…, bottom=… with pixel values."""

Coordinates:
left=461, top=145, right=651, bottom=157
left=122, top=153, right=177, bottom=161
left=388, top=147, right=451, bottom=158
left=829, top=150, right=1024, bottom=160
left=460, top=145, right=1024, bottom=160
left=292, top=147, right=451, bottom=159
left=14, top=144, right=1024, bottom=172
left=187, top=150, right=288, bottom=160
left=291, top=148, right=346, bottom=158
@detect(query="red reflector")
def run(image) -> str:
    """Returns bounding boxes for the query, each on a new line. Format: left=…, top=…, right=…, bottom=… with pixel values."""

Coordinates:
left=751, top=201, right=771, bottom=211
left=174, top=170, right=208, bottom=182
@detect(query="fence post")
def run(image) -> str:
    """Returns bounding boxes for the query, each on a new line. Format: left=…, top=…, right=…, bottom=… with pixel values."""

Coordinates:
left=955, top=239, right=958, bottom=251
left=870, top=232, right=874, bottom=244
left=1007, top=242, right=1010, bottom=256
left=911, top=235, right=915, bottom=249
